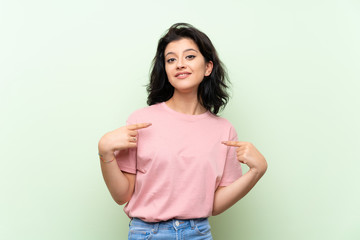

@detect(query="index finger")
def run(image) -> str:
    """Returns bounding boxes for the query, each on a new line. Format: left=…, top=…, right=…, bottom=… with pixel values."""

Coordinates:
left=221, top=141, right=246, bottom=147
left=127, top=123, right=152, bottom=130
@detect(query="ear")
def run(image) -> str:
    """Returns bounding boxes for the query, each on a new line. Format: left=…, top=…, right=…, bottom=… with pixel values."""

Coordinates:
left=205, top=61, right=213, bottom=76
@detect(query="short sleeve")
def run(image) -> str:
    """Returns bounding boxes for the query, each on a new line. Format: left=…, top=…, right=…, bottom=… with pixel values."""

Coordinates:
left=115, top=113, right=138, bottom=174
left=219, top=125, right=243, bottom=186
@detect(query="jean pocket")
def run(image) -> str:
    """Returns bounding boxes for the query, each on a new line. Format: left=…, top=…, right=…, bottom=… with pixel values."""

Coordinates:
left=194, top=221, right=211, bottom=235
left=128, top=226, right=152, bottom=240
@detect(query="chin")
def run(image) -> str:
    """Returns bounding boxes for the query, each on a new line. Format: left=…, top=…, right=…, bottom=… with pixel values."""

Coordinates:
left=174, top=88, right=199, bottom=94
left=170, top=82, right=201, bottom=92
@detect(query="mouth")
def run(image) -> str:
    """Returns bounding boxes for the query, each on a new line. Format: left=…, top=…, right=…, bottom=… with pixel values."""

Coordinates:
left=175, top=72, right=191, bottom=78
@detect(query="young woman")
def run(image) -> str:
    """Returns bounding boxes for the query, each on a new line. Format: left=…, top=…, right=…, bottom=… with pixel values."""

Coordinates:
left=98, top=23, right=267, bottom=240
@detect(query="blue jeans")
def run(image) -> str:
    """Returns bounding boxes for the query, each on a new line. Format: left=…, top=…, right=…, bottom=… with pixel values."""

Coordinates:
left=128, top=217, right=213, bottom=240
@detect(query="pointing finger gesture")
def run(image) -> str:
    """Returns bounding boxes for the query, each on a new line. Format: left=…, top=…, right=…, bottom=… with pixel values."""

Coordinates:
left=222, top=141, right=267, bottom=174
left=98, top=123, right=152, bottom=157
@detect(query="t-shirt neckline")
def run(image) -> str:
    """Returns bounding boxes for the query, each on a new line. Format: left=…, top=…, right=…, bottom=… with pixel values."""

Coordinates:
left=160, top=102, right=211, bottom=121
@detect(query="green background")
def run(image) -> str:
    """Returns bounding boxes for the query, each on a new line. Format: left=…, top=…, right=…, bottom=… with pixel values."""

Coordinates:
left=1, top=0, right=359, bottom=239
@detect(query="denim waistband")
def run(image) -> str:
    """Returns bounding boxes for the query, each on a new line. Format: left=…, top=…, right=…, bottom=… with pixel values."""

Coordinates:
left=130, top=217, right=209, bottom=232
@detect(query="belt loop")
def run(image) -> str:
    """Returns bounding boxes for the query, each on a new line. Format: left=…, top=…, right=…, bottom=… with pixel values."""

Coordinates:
left=190, top=219, right=195, bottom=229
left=153, top=222, right=159, bottom=233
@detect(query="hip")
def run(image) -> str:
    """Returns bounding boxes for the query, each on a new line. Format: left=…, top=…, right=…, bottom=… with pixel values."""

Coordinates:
left=128, top=217, right=213, bottom=240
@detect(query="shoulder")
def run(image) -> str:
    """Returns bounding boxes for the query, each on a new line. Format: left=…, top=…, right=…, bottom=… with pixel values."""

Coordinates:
left=208, top=113, right=235, bottom=129
left=126, top=103, right=163, bottom=123
left=208, top=114, right=238, bottom=139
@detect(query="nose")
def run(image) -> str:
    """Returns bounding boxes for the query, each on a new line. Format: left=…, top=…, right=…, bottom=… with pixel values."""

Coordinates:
left=176, top=58, right=186, bottom=70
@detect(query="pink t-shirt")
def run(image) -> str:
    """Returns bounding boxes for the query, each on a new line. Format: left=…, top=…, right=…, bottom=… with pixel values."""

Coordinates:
left=115, top=102, right=242, bottom=222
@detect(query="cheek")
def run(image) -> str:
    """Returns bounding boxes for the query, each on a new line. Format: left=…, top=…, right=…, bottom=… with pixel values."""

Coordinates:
left=165, top=64, right=172, bottom=77
left=195, top=65, right=207, bottom=77
left=196, top=61, right=208, bottom=74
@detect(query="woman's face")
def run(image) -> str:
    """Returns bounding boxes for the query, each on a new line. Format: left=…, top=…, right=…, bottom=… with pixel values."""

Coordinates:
left=164, top=38, right=213, bottom=95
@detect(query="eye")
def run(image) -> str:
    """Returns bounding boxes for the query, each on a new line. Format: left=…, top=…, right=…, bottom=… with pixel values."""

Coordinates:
left=186, top=55, right=196, bottom=60
left=166, top=58, right=176, bottom=63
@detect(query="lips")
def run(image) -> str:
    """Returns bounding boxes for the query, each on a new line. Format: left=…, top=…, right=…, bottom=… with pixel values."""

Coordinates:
left=175, top=72, right=191, bottom=78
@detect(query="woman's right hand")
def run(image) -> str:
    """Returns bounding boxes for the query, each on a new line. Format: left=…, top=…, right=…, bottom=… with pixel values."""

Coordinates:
left=98, top=123, right=152, bottom=158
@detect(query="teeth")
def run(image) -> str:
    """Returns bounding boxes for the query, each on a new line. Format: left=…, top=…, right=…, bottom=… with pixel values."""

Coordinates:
left=177, top=73, right=189, bottom=77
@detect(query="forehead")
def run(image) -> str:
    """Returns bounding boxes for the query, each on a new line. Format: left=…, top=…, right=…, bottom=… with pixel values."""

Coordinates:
left=164, top=38, right=199, bottom=54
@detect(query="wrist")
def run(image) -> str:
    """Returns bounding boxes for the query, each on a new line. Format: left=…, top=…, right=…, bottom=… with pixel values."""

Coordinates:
left=98, top=142, right=114, bottom=156
left=249, top=166, right=267, bottom=178
left=98, top=152, right=115, bottom=163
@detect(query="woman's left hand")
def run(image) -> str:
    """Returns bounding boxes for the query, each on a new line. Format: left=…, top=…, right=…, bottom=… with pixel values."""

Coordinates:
left=222, top=141, right=268, bottom=175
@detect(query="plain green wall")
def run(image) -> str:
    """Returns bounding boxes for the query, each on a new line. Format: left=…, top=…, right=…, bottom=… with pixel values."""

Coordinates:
left=1, top=0, right=359, bottom=239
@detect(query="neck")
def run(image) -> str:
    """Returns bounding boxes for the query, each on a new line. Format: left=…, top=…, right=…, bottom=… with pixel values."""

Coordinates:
left=165, top=91, right=207, bottom=115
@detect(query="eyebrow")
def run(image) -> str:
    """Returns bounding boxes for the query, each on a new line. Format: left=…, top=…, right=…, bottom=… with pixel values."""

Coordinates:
left=165, top=48, right=199, bottom=57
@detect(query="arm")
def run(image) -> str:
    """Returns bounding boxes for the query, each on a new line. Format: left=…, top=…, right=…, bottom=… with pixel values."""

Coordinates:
left=100, top=152, right=136, bottom=205
left=212, top=141, right=267, bottom=215
left=98, top=123, right=151, bottom=205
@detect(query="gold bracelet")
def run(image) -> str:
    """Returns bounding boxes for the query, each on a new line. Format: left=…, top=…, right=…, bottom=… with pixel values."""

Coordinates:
left=98, top=153, right=115, bottom=163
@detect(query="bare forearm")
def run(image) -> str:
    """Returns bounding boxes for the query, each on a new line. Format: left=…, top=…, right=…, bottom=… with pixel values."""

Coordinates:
left=98, top=123, right=151, bottom=205
left=212, top=168, right=265, bottom=215
left=100, top=153, right=133, bottom=205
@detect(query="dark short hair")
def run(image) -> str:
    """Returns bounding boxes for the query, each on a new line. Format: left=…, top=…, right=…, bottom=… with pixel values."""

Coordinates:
left=146, top=23, right=230, bottom=115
